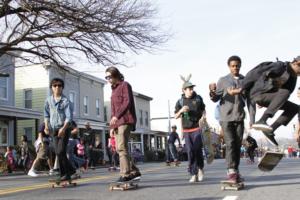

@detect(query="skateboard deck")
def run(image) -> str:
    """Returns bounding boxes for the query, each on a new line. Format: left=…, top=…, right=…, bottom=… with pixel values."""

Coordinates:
left=258, top=151, right=284, bottom=172
left=220, top=181, right=244, bottom=191
left=166, top=161, right=180, bottom=167
left=200, top=119, right=214, bottom=164
left=49, top=177, right=79, bottom=188
left=109, top=177, right=140, bottom=191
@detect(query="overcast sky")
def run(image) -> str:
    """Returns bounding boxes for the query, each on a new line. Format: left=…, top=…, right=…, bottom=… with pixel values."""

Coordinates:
left=75, top=0, right=300, bottom=140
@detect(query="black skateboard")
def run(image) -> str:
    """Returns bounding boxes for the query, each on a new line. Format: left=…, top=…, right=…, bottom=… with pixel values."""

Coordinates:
left=109, top=177, right=140, bottom=191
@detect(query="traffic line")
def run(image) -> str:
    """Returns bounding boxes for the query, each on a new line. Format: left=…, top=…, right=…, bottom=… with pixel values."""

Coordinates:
left=0, top=165, right=168, bottom=196
left=223, top=196, right=238, bottom=200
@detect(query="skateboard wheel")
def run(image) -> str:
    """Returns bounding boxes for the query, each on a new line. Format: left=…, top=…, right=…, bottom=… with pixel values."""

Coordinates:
left=221, top=186, right=225, bottom=190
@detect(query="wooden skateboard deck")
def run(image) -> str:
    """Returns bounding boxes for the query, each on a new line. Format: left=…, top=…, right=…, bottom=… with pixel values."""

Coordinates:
left=220, top=181, right=244, bottom=191
left=200, top=119, right=214, bottom=164
left=166, top=161, right=180, bottom=167
left=109, top=177, right=140, bottom=191
left=258, top=151, right=284, bottom=172
left=49, top=177, right=79, bottom=188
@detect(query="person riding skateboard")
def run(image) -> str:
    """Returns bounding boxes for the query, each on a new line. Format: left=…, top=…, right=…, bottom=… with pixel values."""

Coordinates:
left=209, top=55, right=245, bottom=183
left=105, top=66, right=141, bottom=182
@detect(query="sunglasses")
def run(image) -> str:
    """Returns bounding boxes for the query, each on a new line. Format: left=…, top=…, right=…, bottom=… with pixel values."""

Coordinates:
left=52, top=84, right=62, bottom=88
left=105, top=75, right=112, bottom=80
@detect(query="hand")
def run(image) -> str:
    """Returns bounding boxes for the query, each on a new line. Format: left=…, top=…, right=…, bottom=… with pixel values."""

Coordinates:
left=44, top=126, right=49, bottom=134
left=110, top=116, right=118, bottom=126
left=227, top=87, right=242, bottom=95
left=58, top=127, right=66, bottom=137
left=181, top=106, right=189, bottom=113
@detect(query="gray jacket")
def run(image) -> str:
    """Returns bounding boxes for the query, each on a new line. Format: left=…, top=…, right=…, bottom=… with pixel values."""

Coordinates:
left=211, top=74, right=245, bottom=122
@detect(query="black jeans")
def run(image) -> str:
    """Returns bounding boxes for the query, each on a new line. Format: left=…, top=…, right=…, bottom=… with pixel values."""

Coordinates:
left=221, top=121, right=244, bottom=171
left=247, top=146, right=255, bottom=162
left=53, top=129, right=75, bottom=177
left=253, top=89, right=298, bottom=129
left=184, top=129, right=204, bottom=175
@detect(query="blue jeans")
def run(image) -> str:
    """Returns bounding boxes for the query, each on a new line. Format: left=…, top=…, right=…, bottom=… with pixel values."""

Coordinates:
left=184, top=129, right=204, bottom=175
left=168, top=143, right=178, bottom=161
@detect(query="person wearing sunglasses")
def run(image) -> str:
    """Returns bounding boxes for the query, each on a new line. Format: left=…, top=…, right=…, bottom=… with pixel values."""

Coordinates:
left=44, top=78, right=75, bottom=182
left=105, top=67, right=141, bottom=182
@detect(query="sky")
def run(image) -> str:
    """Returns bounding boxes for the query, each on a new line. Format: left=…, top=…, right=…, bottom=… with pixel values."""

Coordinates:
left=74, top=0, right=300, bottom=140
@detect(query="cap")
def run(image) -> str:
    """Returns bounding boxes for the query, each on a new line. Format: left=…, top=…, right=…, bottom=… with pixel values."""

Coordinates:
left=182, top=81, right=195, bottom=89
left=294, top=55, right=300, bottom=62
left=171, top=125, right=177, bottom=129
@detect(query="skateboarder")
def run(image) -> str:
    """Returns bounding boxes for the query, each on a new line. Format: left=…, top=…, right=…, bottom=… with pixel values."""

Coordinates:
left=246, top=135, right=258, bottom=163
left=209, top=55, right=245, bottom=183
left=44, top=78, right=76, bottom=182
left=175, top=74, right=206, bottom=182
left=240, top=56, right=300, bottom=146
left=166, top=125, right=181, bottom=165
left=105, top=66, right=141, bottom=182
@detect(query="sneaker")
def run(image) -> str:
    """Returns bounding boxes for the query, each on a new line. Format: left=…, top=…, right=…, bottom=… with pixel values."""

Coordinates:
left=130, top=171, right=142, bottom=179
left=117, top=176, right=132, bottom=183
left=252, top=121, right=273, bottom=133
left=227, top=173, right=238, bottom=184
left=262, top=131, right=278, bottom=146
left=28, top=169, right=38, bottom=177
left=189, top=175, right=198, bottom=183
left=197, top=169, right=204, bottom=182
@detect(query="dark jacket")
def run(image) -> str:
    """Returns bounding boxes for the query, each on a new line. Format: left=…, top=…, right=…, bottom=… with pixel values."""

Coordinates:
left=241, top=61, right=297, bottom=124
left=111, top=81, right=137, bottom=131
left=246, top=136, right=258, bottom=148
left=175, top=92, right=205, bottom=130
left=242, top=61, right=297, bottom=97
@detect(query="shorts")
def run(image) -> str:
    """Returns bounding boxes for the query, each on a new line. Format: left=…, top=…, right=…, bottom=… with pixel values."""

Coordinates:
left=36, top=145, right=50, bottom=160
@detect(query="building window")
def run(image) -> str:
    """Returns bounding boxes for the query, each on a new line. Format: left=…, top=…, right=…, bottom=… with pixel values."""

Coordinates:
left=139, top=109, right=143, bottom=126
left=84, top=96, right=89, bottom=115
left=104, top=106, right=107, bottom=122
left=145, top=111, right=149, bottom=127
left=69, top=91, right=76, bottom=114
left=24, top=127, right=33, bottom=143
left=0, top=121, right=8, bottom=146
left=0, top=77, right=8, bottom=100
left=96, top=99, right=100, bottom=116
left=24, top=89, right=32, bottom=109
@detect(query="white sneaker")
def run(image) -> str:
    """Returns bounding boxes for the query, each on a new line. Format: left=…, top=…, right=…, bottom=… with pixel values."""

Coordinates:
left=28, top=169, right=38, bottom=177
left=189, top=175, right=198, bottom=183
left=198, top=169, right=204, bottom=181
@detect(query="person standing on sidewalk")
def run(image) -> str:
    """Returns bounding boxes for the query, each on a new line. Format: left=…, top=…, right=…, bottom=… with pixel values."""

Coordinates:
left=44, top=78, right=75, bottom=182
left=209, top=55, right=245, bottom=183
left=105, top=66, right=141, bottom=182
left=175, top=74, right=206, bottom=183
left=166, top=125, right=181, bottom=164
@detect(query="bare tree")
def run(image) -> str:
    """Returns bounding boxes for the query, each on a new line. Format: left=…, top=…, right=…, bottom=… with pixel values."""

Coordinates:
left=0, top=0, right=168, bottom=67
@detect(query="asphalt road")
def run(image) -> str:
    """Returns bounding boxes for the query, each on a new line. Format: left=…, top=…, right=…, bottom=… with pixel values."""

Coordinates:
left=0, top=158, right=299, bottom=200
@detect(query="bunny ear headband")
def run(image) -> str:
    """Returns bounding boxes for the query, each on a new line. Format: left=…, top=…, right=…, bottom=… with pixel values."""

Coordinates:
left=180, top=74, right=192, bottom=83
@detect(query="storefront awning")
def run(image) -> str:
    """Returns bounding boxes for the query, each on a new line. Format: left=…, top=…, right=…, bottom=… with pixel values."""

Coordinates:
left=0, top=105, right=42, bottom=120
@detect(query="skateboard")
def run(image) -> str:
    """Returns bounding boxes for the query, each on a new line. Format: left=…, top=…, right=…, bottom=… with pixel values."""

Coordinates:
left=220, top=180, right=244, bottom=191
left=166, top=161, right=180, bottom=167
left=108, top=167, right=118, bottom=171
left=109, top=177, right=140, bottom=191
left=49, top=177, right=79, bottom=188
left=258, top=151, right=284, bottom=172
left=200, top=118, right=214, bottom=164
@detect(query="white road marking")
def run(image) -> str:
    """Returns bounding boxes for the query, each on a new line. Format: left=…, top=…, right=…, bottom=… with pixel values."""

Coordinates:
left=223, top=196, right=238, bottom=200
